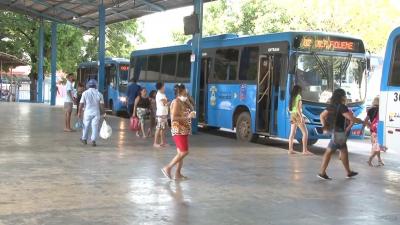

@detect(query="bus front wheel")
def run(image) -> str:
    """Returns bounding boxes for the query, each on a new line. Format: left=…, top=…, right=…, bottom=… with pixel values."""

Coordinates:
left=236, top=112, right=256, bottom=142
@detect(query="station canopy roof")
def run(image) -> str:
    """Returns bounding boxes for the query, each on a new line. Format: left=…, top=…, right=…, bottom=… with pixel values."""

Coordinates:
left=0, top=0, right=213, bottom=30
left=0, top=52, right=28, bottom=67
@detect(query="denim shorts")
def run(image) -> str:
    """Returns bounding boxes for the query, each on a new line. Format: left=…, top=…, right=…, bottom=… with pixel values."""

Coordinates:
left=328, top=133, right=348, bottom=151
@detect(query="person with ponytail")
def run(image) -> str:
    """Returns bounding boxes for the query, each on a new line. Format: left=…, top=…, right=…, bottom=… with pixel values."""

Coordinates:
left=288, top=85, right=312, bottom=155
left=162, top=84, right=196, bottom=180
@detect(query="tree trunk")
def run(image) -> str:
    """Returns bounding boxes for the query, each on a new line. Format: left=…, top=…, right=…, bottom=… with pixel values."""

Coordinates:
left=29, top=72, right=37, bottom=102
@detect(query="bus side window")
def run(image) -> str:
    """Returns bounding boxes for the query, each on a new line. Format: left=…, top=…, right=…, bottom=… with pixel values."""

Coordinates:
left=134, top=56, right=147, bottom=81
left=389, top=37, right=400, bottom=86
left=147, top=55, right=161, bottom=81
left=106, top=64, right=116, bottom=88
left=239, top=47, right=259, bottom=81
left=215, top=48, right=239, bottom=81
left=161, top=54, right=177, bottom=82
left=177, top=52, right=191, bottom=82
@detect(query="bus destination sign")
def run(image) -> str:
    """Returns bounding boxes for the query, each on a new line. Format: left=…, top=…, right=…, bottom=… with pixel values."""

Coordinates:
left=295, top=35, right=365, bottom=53
left=120, top=65, right=129, bottom=71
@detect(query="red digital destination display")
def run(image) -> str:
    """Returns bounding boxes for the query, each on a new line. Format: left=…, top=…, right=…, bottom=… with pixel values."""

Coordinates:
left=120, top=65, right=129, bottom=71
left=295, top=35, right=365, bottom=53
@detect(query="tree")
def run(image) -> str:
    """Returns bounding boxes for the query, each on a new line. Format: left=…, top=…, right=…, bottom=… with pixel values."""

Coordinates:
left=83, top=20, right=144, bottom=61
left=173, top=0, right=400, bottom=53
left=1, top=11, right=143, bottom=101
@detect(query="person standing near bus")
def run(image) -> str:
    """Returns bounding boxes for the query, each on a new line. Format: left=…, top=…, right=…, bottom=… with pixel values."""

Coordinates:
left=64, top=73, right=75, bottom=132
left=318, top=88, right=364, bottom=180
left=133, top=87, right=151, bottom=138
left=127, top=78, right=140, bottom=118
left=288, top=85, right=312, bottom=155
left=154, top=82, right=169, bottom=148
left=148, top=90, right=157, bottom=137
left=78, top=79, right=105, bottom=147
left=162, top=84, right=196, bottom=180
left=76, top=83, right=85, bottom=115
left=365, top=96, right=386, bottom=167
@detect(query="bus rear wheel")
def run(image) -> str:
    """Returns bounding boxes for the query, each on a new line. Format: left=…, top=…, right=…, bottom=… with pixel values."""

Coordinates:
left=236, top=112, right=256, bottom=142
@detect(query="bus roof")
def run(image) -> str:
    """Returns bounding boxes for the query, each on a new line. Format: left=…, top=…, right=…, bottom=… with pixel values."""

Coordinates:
left=78, top=57, right=129, bottom=68
left=131, top=31, right=364, bottom=57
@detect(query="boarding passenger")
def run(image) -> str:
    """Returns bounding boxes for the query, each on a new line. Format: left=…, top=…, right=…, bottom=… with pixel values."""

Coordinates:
left=154, top=82, right=169, bottom=147
left=318, top=88, right=364, bottom=180
left=162, top=84, right=196, bottom=180
left=127, top=78, right=140, bottom=118
left=288, top=85, right=312, bottom=155
left=148, top=90, right=157, bottom=137
left=64, top=73, right=75, bottom=132
left=133, top=87, right=151, bottom=138
left=365, top=96, right=386, bottom=167
left=78, top=79, right=105, bottom=147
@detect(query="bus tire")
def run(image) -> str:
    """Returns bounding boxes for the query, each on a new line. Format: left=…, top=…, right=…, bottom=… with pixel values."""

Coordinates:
left=297, top=138, right=318, bottom=146
left=236, top=112, right=256, bottom=142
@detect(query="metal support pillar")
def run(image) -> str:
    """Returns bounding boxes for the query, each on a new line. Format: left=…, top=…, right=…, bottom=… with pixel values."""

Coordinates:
left=0, top=61, right=2, bottom=98
left=98, top=1, right=106, bottom=93
left=50, top=22, right=57, bottom=106
left=190, top=0, right=203, bottom=133
left=37, top=20, right=44, bottom=103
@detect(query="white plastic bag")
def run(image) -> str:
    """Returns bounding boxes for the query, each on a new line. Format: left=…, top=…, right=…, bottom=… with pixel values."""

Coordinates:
left=99, top=119, right=112, bottom=139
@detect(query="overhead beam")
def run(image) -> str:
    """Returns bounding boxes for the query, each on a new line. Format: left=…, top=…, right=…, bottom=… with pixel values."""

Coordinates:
left=138, top=0, right=165, bottom=12
left=33, top=0, right=80, bottom=18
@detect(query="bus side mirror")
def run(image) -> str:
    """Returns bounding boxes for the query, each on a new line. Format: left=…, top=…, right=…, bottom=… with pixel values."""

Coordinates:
left=289, top=54, right=297, bottom=74
left=366, top=58, right=371, bottom=71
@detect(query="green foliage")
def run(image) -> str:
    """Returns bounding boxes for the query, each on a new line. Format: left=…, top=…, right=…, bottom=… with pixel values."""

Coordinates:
left=84, top=20, right=144, bottom=61
left=175, top=0, right=400, bottom=53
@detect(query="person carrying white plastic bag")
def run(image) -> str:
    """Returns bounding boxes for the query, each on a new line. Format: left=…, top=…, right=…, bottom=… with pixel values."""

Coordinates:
left=100, top=118, right=112, bottom=140
left=78, top=79, right=105, bottom=147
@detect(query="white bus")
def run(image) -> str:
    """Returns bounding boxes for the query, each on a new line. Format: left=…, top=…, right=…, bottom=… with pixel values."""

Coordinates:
left=379, top=27, right=400, bottom=151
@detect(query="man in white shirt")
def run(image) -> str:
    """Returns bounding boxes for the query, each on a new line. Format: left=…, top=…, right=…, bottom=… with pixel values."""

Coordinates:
left=154, top=82, right=169, bottom=147
left=64, top=73, right=75, bottom=132
left=78, top=79, right=105, bottom=147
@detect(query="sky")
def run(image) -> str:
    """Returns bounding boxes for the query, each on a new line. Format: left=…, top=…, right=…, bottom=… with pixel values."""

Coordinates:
left=136, top=6, right=193, bottom=49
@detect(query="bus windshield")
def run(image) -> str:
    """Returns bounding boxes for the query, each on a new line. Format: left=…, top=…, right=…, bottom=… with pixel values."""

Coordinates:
left=119, top=64, right=129, bottom=91
left=295, top=53, right=366, bottom=104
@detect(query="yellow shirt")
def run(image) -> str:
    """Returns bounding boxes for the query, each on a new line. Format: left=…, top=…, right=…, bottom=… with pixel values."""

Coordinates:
left=290, top=94, right=302, bottom=113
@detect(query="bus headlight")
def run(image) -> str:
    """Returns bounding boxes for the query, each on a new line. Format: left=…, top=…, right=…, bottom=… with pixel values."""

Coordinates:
left=119, top=96, right=127, bottom=103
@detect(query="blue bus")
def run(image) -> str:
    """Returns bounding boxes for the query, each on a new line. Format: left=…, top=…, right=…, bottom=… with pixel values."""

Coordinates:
left=77, top=57, right=129, bottom=115
left=378, top=27, right=400, bottom=151
left=130, top=32, right=367, bottom=144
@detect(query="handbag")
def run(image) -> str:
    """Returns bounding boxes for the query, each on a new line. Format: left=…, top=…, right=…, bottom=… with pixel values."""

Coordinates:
left=99, top=119, right=112, bottom=139
left=130, top=116, right=140, bottom=131
left=331, top=104, right=347, bottom=146
left=74, top=119, right=84, bottom=130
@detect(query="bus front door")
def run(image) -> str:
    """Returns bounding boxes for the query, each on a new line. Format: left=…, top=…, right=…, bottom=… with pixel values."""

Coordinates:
left=256, top=54, right=281, bottom=135
left=199, top=58, right=211, bottom=124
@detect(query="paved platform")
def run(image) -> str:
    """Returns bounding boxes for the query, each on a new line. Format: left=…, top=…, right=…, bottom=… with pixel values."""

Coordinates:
left=0, top=103, right=400, bottom=225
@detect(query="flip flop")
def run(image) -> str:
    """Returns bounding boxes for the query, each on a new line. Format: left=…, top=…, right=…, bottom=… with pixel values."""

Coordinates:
left=174, top=175, right=188, bottom=180
left=161, top=168, right=171, bottom=179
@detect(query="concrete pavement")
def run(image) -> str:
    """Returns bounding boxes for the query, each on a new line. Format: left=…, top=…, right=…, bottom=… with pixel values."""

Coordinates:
left=0, top=103, right=399, bottom=225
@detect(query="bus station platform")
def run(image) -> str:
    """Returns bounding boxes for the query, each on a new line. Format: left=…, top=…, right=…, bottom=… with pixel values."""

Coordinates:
left=1, top=103, right=400, bottom=225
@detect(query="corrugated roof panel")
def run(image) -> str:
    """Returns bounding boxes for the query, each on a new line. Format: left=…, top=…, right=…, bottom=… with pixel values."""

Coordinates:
left=0, top=0, right=214, bottom=29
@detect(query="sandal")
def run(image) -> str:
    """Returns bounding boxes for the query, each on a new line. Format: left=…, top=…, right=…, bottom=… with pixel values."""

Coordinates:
left=161, top=168, right=171, bottom=179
